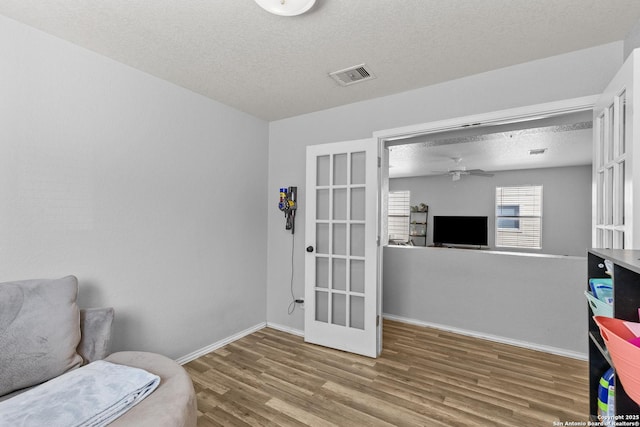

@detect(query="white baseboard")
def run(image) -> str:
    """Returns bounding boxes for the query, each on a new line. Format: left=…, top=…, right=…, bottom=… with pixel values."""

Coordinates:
left=383, top=313, right=588, bottom=361
left=176, top=315, right=587, bottom=365
left=175, top=322, right=267, bottom=365
left=266, top=321, right=304, bottom=337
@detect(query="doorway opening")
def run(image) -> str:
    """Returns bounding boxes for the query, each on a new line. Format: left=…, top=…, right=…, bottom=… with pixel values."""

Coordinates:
left=375, top=96, right=597, bottom=257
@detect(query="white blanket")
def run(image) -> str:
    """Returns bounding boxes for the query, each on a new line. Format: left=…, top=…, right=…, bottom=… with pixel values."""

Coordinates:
left=0, top=360, right=160, bottom=427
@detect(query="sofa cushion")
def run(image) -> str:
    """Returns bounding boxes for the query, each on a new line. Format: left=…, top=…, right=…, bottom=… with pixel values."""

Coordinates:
left=0, top=276, right=83, bottom=397
left=78, top=307, right=114, bottom=364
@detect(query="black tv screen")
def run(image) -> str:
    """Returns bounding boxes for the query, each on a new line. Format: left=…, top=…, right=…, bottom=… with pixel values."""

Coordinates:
left=433, top=216, right=488, bottom=246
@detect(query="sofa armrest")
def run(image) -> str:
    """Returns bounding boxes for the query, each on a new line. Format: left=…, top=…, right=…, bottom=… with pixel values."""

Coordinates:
left=77, top=307, right=114, bottom=364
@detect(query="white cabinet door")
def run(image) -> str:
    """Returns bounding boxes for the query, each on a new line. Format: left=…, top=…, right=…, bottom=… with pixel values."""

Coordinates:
left=304, top=138, right=379, bottom=357
left=593, top=49, right=639, bottom=249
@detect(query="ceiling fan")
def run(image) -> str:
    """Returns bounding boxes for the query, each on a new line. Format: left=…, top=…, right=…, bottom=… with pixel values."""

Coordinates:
left=433, top=157, right=494, bottom=181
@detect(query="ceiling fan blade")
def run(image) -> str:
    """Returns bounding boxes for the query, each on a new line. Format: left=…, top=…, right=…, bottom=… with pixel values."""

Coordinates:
left=467, top=169, right=494, bottom=177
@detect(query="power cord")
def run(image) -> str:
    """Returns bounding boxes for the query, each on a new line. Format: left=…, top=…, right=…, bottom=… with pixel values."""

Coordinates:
left=287, top=233, right=298, bottom=314
left=287, top=233, right=305, bottom=314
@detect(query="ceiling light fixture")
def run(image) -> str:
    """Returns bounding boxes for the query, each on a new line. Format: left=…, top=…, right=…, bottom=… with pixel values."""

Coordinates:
left=254, top=0, right=316, bottom=16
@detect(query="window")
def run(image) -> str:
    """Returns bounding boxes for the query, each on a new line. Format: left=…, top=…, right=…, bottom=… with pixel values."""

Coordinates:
left=495, top=185, right=543, bottom=249
left=388, top=191, right=410, bottom=243
left=497, top=205, right=520, bottom=229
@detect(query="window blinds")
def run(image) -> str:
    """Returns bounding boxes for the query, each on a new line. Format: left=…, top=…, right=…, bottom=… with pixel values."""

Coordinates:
left=495, top=185, right=543, bottom=249
left=388, top=191, right=410, bottom=243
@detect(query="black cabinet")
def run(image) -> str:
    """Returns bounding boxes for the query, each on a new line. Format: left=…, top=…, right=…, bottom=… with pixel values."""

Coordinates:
left=588, top=249, right=640, bottom=419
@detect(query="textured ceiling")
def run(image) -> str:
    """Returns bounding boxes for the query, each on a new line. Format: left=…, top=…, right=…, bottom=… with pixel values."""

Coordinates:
left=1, top=1, right=640, bottom=120
left=389, top=111, right=593, bottom=178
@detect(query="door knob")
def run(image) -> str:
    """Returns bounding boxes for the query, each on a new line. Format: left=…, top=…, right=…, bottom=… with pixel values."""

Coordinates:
left=306, top=246, right=314, bottom=253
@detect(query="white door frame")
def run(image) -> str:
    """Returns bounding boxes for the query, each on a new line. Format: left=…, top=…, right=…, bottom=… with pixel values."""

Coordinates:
left=373, top=95, right=599, bottom=144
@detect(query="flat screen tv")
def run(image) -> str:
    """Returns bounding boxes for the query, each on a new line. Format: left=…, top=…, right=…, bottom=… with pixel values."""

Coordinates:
left=433, top=216, right=488, bottom=247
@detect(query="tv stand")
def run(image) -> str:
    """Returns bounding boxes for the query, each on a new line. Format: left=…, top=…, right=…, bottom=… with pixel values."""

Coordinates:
left=430, top=244, right=487, bottom=250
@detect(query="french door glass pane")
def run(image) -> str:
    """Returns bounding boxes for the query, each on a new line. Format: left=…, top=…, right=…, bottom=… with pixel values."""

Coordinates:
left=350, top=224, right=365, bottom=256
left=333, top=154, right=347, bottom=185
left=620, top=161, right=626, bottom=225
left=332, top=293, right=346, bottom=326
left=606, top=167, right=614, bottom=225
left=332, top=258, right=346, bottom=291
left=350, top=296, right=365, bottom=330
left=317, top=189, right=329, bottom=220
left=614, top=230, right=624, bottom=249
left=333, top=223, right=347, bottom=255
left=316, top=223, right=329, bottom=254
left=316, top=291, right=328, bottom=323
left=350, top=259, right=365, bottom=293
left=620, top=91, right=627, bottom=155
left=616, top=162, right=625, bottom=226
left=607, top=104, right=615, bottom=163
left=597, top=229, right=604, bottom=247
left=316, top=257, right=328, bottom=288
left=317, top=155, right=330, bottom=186
left=597, top=172, right=604, bottom=225
left=351, top=187, right=365, bottom=220
left=598, top=113, right=605, bottom=168
left=351, top=151, right=366, bottom=185
left=333, top=188, right=347, bottom=220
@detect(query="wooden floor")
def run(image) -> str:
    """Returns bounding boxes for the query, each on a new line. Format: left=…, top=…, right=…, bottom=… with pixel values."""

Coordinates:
left=184, top=320, right=588, bottom=426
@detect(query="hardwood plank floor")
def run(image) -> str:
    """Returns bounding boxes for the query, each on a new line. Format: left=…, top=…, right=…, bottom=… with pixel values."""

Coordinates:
left=184, top=320, right=588, bottom=426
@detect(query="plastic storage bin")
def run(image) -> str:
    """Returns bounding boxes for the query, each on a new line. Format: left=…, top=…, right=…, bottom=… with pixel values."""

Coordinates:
left=598, top=367, right=616, bottom=426
left=594, top=316, right=640, bottom=406
left=585, top=291, right=614, bottom=317
left=589, top=278, right=613, bottom=303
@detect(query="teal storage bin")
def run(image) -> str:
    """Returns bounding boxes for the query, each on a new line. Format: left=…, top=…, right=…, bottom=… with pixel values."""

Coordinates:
left=590, top=278, right=614, bottom=304
left=585, top=291, right=613, bottom=317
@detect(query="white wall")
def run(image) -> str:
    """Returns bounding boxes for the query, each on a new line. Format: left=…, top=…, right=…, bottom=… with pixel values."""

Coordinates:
left=390, top=165, right=592, bottom=256
left=383, top=246, right=587, bottom=356
left=267, top=42, right=623, bottom=333
left=624, top=18, right=640, bottom=59
left=0, top=15, right=269, bottom=359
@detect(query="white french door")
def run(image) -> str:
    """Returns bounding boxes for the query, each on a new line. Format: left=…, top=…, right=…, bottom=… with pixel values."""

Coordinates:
left=593, top=49, right=639, bottom=249
left=304, top=138, right=379, bottom=358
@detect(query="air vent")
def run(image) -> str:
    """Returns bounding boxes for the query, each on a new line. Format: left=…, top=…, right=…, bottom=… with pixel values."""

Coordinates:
left=329, top=64, right=376, bottom=86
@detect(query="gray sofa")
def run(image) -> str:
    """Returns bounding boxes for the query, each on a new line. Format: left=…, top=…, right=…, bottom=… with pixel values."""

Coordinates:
left=0, top=276, right=197, bottom=426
